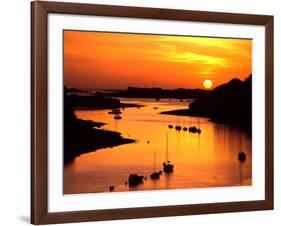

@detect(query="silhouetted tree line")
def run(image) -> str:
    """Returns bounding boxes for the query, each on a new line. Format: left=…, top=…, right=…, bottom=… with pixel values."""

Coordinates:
left=67, top=92, right=121, bottom=109
left=109, top=87, right=209, bottom=99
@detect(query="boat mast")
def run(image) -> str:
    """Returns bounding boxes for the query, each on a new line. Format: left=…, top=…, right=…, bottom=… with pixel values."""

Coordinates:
left=154, top=150, right=156, bottom=172
left=166, top=133, right=169, bottom=162
left=239, top=133, right=242, bottom=151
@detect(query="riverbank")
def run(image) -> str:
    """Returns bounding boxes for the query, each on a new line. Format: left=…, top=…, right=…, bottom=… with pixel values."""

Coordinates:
left=64, top=118, right=135, bottom=163
left=64, top=90, right=136, bottom=163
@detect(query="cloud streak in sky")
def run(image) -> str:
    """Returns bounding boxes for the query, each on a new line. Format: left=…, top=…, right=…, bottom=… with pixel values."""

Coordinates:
left=64, top=31, right=252, bottom=89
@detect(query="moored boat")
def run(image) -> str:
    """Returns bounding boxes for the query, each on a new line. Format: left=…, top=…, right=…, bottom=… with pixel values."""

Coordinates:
left=163, top=133, right=174, bottom=173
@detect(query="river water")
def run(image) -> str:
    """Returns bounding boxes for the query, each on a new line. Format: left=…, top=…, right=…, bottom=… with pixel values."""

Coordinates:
left=64, top=98, right=252, bottom=194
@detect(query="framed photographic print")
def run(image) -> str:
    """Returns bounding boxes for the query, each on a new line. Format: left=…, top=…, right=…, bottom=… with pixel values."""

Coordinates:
left=31, top=1, right=274, bottom=224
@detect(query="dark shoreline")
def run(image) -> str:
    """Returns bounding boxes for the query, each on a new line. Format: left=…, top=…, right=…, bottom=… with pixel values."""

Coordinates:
left=64, top=119, right=135, bottom=163
left=64, top=90, right=136, bottom=163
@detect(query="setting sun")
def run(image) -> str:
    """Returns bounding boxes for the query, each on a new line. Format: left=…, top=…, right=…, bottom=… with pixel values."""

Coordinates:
left=203, top=79, right=213, bottom=89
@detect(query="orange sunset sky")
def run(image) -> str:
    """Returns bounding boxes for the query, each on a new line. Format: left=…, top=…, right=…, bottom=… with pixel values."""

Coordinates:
left=64, top=30, right=252, bottom=89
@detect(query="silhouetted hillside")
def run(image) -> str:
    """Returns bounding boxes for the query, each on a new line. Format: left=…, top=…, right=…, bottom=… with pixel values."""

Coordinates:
left=66, top=87, right=88, bottom=93
left=161, top=75, right=252, bottom=134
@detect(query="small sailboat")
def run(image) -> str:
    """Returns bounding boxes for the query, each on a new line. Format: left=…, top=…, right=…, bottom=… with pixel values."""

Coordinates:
left=188, top=118, right=202, bottom=133
left=163, top=133, right=174, bottom=173
left=163, top=162, right=173, bottom=173
left=109, top=185, right=115, bottom=192
left=238, top=135, right=246, bottom=185
left=238, top=151, right=246, bottom=162
left=128, top=174, right=144, bottom=187
left=188, top=126, right=197, bottom=133
left=197, top=118, right=201, bottom=134
left=150, top=150, right=161, bottom=180
left=168, top=124, right=173, bottom=129
left=175, top=125, right=182, bottom=131
left=238, top=134, right=246, bottom=163
left=114, top=114, right=122, bottom=120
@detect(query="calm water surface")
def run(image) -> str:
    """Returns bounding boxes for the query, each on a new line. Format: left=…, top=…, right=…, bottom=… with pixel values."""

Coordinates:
left=64, top=98, right=252, bottom=194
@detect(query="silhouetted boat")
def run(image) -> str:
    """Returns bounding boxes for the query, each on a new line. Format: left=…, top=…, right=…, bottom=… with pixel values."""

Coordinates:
left=114, top=114, right=122, bottom=120
left=153, top=107, right=159, bottom=109
left=109, top=185, right=115, bottom=192
left=150, top=150, right=161, bottom=180
left=238, top=135, right=246, bottom=185
left=150, top=172, right=161, bottom=179
left=189, top=126, right=198, bottom=133
left=188, top=126, right=202, bottom=134
left=128, top=174, right=144, bottom=186
left=163, top=161, right=174, bottom=173
left=163, top=133, right=174, bottom=173
left=183, top=127, right=188, bottom=131
left=168, top=125, right=173, bottom=129
left=238, top=151, right=246, bottom=162
left=175, top=125, right=182, bottom=131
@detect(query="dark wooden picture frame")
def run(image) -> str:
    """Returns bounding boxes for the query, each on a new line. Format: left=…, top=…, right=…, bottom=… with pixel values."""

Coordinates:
left=31, top=1, right=274, bottom=224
